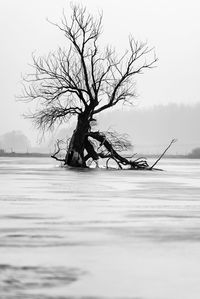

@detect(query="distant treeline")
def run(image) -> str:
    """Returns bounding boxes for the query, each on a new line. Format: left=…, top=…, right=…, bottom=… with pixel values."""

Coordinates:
left=0, top=151, right=200, bottom=159
left=0, top=150, right=49, bottom=158
left=187, top=147, right=200, bottom=159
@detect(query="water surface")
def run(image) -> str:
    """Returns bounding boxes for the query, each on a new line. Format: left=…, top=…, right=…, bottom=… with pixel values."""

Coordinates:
left=0, top=157, right=200, bottom=299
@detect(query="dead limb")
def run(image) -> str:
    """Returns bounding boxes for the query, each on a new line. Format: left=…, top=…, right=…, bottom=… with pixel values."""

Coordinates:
left=149, top=139, right=177, bottom=170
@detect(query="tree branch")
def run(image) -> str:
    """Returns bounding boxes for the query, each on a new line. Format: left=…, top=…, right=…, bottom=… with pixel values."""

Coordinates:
left=149, top=139, right=177, bottom=170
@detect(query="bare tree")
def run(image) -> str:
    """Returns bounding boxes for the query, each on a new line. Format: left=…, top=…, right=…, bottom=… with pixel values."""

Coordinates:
left=22, top=3, right=158, bottom=169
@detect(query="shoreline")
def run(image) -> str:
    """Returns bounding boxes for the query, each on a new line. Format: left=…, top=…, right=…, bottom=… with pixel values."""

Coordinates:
left=0, top=153, right=50, bottom=158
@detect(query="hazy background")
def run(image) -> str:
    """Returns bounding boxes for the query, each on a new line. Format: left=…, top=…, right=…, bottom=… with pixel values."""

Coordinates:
left=0, top=0, right=200, bottom=154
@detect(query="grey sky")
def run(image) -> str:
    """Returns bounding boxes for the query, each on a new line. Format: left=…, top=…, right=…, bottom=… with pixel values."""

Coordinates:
left=0, top=0, right=200, bottom=139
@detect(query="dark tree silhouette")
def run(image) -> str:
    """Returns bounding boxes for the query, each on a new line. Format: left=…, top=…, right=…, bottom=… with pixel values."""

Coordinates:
left=22, top=4, right=158, bottom=169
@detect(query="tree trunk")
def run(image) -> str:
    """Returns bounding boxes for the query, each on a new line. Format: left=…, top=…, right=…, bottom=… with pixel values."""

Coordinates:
left=64, top=114, right=90, bottom=167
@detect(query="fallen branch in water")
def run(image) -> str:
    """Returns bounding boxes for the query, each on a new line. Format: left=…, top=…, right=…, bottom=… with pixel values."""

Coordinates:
left=149, top=139, right=177, bottom=170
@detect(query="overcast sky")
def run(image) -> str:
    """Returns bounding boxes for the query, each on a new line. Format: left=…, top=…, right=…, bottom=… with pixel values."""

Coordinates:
left=0, top=0, right=200, bottom=139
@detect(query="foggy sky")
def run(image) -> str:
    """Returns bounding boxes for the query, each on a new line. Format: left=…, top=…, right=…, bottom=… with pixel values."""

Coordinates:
left=0, top=0, right=200, bottom=145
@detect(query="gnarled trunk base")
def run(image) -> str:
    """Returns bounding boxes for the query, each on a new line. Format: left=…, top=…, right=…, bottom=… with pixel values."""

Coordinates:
left=52, top=118, right=176, bottom=170
left=63, top=127, right=149, bottom=170
left=64, top=115, right=90, bottom=167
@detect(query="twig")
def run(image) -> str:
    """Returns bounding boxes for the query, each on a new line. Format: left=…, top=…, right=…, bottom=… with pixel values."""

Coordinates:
left=51, top=139, right=65, bottom=162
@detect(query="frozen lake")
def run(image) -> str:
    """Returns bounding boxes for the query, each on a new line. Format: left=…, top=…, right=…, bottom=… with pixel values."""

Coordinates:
left=0, top=157, right=200, bottom=299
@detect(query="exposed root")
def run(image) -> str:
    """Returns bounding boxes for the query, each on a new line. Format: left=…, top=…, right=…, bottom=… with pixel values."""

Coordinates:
left=88, top=131, right=149, bottom=170
left=51, top=131, right=177, bottom=171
